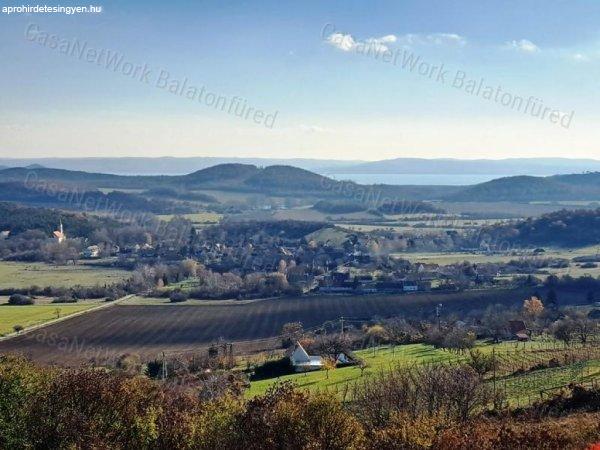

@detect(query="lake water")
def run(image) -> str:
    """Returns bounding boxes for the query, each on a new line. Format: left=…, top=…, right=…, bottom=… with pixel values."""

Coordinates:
left=321, top=173, right=513, bottom=186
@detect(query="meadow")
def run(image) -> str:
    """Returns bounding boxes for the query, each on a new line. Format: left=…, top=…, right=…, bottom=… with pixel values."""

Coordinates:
left=0, top=261, right=131, bottom=290
left=156, top=212, right=222, bottom=224
left=0, top=300, right=101, bottom=336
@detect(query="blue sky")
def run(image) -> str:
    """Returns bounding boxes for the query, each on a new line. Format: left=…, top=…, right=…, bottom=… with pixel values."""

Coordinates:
left=1, top=0, right=600, bottom=160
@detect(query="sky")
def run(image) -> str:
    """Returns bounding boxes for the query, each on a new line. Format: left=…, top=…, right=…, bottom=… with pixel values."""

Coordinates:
left=1, top=0, right=600, bottom=161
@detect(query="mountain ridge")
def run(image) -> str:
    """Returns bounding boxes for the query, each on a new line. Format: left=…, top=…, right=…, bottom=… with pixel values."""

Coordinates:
left=2, top=164, right=600, bottom=203
left=2, top=157, right=600, bottom=177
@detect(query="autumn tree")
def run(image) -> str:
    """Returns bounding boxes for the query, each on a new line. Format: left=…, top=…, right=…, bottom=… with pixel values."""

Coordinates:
left=179, top=258, right=199, bottom=278
left=322, top=357, right=336, bottom=379
left=365, top=324, right=388, bottom=346
left=523, top=296, right=544, bottom=318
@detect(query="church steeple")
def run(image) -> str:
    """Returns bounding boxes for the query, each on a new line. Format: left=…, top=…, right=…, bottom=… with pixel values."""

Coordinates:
left=53, top=219, right=66, bottom=243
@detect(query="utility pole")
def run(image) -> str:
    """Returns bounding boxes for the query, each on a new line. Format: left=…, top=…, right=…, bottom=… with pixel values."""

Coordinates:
left=492, top=347, right=497, bottom=409
left=161, top=351, right=167, bottom=380
left=340, top=316, right=344, bottom=336
left=436, top=304, right=443, bottom=332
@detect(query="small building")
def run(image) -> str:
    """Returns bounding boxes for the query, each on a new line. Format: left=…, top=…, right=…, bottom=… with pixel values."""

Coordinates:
left=83, top=245, right=101, bottom=259
left=515, top=332, right=530, bottom=342
left=508, top=320, right=529, bottom=341
left=336, top=351, right=358, bottom=367
left=289, top=342, right=323, bottom=372
left=402, top=281, right=419, bottom=292
left=0, top=230, right=10, bottom=240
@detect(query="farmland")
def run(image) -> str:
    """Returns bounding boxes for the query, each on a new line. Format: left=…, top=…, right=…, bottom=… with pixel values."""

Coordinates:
left=156, top=212, right=222, bottom=224
left=0, top=300, right=101, bottom=336
left=246, top=341, right=600, bottom=402
left=390, top=244, right=600, bottom=280
left=0, top=261, right=131, bottom=289
left=0, top=287, right=592, bottom=365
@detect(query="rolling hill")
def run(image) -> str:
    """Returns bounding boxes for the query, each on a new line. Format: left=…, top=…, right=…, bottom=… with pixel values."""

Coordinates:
left=0, top=164, right=458, bottom=200
left=445, top=172, right=600, bottom=202
left=4, top=156, right=600, bottom=177
left=2, top=164, right=599, bottom=206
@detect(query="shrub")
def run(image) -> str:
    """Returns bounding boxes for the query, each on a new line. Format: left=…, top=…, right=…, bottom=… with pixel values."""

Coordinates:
left=250, top=358, right=294, bottom=381
left=467, top=349, right=496, bottom=376
left=234, top=382, right=364, bottom=449
left=115, top=353, right=142, bottom=375
left=8, top=294, right=33, bottom=305
left=351, top=365, right=495, bottom=426
left=169, top=290, right=188, bottom=303
left=52, top=295, right=77, bottom=303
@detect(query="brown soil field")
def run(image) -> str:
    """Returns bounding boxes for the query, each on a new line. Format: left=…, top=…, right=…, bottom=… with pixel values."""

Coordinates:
left=0, top=288, right=588, bottom=366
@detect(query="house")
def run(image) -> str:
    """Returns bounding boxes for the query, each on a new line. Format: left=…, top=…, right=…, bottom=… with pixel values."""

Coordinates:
left=289, top=342, right=323, bottom=372
left=508, top=320, right=529, bottom=341
left=402, top=281, right=419, bottom=292
left=336, top=351, right=358, bottom=367
left=83, top=245, right=101, bottom=259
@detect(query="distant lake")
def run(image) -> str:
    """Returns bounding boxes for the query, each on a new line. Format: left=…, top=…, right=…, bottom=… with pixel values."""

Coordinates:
left=322, top=173, right=514, bottom=186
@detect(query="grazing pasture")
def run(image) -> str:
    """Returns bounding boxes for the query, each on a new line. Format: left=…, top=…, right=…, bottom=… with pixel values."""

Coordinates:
left=0, top=262, right=131, bottom=289
left=0, top=287, right=591, bottom=365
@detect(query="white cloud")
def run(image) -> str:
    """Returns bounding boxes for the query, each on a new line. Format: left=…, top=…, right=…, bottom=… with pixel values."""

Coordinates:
left=326, top=33, right=396, bottom=54
left=326, top=31, right=466, bottom=55
left=505, top=39, right=539, bottom=54
left=326, top=33, right=358, bottom=52
left=398, top=33, right=467, bottom=47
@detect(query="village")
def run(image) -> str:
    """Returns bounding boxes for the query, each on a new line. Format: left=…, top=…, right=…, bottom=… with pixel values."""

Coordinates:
left=2, top=215, right=568, bottom=302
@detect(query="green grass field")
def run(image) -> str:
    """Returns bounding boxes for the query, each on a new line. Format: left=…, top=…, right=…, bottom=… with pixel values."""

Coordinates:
left=0, top=262, right=131, bottom=289
left=0, top=302, right=101, bottom=336
left=501, top=360, right=600, bottom=406
left=120, top=295, right=261, bottom=306
left=388, top=245, right=600, bottom=276
left=246, top=340, right=600, bottom=402
left=247, top=344, right=462, bottom=397
left=156, top=213, right=222, bottom=224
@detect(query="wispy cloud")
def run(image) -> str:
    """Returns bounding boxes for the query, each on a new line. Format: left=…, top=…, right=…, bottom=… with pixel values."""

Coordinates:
left=326, top=33, right=396, bottom=54
left=397, top=33, right=467, bottom=47
left=505, top=39, right=539, bottom=54
left=569, top=52, right=591, bottom=62
left=326, top=31, right=466, bottom=54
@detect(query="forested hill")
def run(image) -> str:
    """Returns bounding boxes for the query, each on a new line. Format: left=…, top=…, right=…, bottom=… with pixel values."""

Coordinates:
left=0, top=164, right=334, bottom=193
left=0, top=202, right=118, bottom=237
left=0, top=164, right=459, bottom=200
left=446, top=172, right=600, bottom=202
left=482, top=208, right=600, bottom=247
left=2, top=164, right=599, bottom=203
